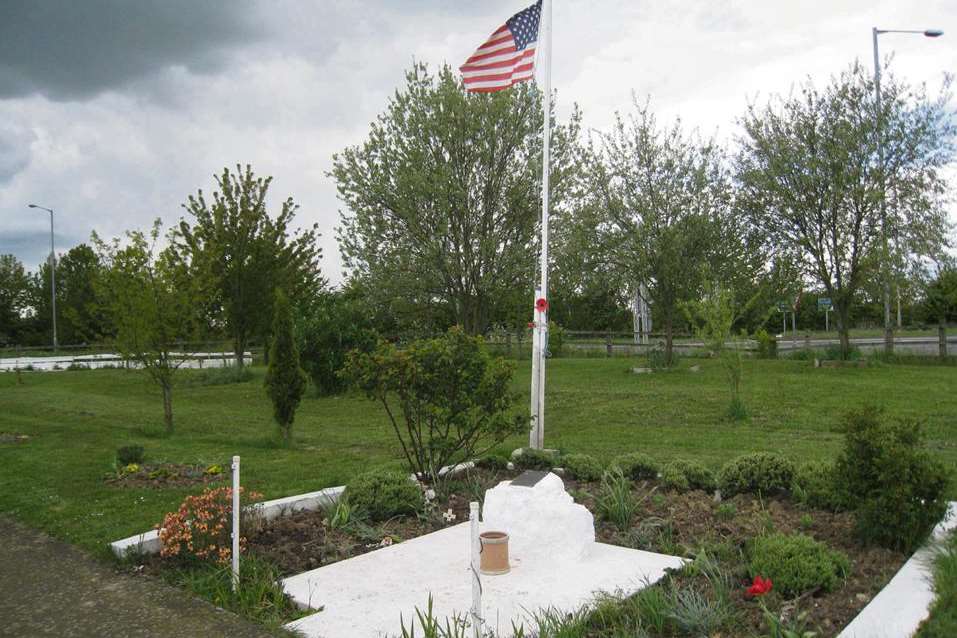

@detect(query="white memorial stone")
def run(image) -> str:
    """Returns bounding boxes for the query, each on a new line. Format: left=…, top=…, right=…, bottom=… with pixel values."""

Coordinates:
left=482, top=472, right=595, bottom=562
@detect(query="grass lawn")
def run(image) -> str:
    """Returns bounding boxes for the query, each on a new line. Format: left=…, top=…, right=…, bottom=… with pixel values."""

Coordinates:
left=1, top=357, right=956, bottom=557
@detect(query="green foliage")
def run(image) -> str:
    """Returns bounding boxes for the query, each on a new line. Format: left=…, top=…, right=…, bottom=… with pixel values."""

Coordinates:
left=595, top=468, right=639, bottom=530
left=513, top=448, right=556, bottom=472
left=754, top=329, right=778, bottom=359
left=562, top=453, right=604, bottom=482
left=749, top=533, right=850, bottom=597
left=164, top=555, right=302, bottom=630
left=174, top=164, right=324, bottom=366
left=691, top=286, right=747, bottom=420
left=116, top=445, right=144, bottom=466
left=763, top=606, right=818, bottom=638
left=322, top=497, right=355, bottom=530
left=715, top=502, right=737, bottom=521
left=0, top=254, right=32, bottom=346
left=660, top=459, right=715, bottom=492
left=546, top=322, right=565, bottom=358
left=344, top=469, right=422, bottom=522
left=791, top=462, right=843, bottom=511
left=343, top=328, right=524, bottom=483
left=666, top=586, right=733, bottom=636
left=333, top=62, right=581, bottom=335
left=924, top=268, right=957, bottom=324
left=399, top=595, right=469, bottom=638
left=915, top=529, right=957, bottom=637
left=92, top=219, right=201, bottom=433
left=718, top=452, right=796, bottom=497
left=612, top=452, right=659, bottom=481
left=264, top=290, right=308, bottom=444
left=737, top=62, right=955, bottom=360
left=834, top=406, right=951, bottom=551
left=296, top=290, right=378, bottom=395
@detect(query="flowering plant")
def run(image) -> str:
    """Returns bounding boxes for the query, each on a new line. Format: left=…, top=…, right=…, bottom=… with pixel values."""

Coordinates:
left=746, top=575, right=773, bottom=597
left=158, top=486, right=262, bottom=564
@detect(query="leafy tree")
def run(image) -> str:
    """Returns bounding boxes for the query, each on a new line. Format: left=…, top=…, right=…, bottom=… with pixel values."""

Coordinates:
left=580, top=99, right=735, bottom=364
left=175, top=165, right=324, bottom=367
left=92, top=221, right=201, bottom=434
left=30, top=244, right=108, bottom=344
left=0, top=254, right=31, bottom=345
left=925, top=267, right=957, bottom=357
left=264, top=289, right=308, bottom=444
left=737, top=63, right=954, bottom=358
left=296, top=289, right=378, bottom=396
left=342, top=327, right=525, bottom=484
left=333, top=63, right=581, bottom=335
left=688, top=286, right=746, bottom=420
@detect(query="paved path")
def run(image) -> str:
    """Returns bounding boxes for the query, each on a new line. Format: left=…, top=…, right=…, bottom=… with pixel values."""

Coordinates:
left=0, top=516, right=281, bottom=638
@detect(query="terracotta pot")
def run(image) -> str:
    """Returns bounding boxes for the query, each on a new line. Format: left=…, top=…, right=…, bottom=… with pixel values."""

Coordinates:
left=479, top=530, right=510, bottom=575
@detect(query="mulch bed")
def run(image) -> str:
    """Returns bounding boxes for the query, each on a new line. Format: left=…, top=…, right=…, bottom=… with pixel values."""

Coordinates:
left=105, top=463, right=229, bottom=489
left=244, top=467, right=908, bottom=637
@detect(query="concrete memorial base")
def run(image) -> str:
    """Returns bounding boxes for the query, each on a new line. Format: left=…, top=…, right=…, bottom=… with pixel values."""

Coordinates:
left=282, top=472, right=686, bottom=638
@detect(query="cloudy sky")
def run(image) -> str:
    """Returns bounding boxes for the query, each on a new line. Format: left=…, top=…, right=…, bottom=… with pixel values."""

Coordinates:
left=1, top=0, right=955, bottom=283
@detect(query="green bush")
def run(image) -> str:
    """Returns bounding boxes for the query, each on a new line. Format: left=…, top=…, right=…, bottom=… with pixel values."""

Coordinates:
left=754, top=329, right=777, bottom=359
left=595, top=468, right=638, bottom=530
left=344, top=469, right=422, bottom=522
left=514, top=448, right=556, bottom=472
left=834, top=406, right=951, bottom=552
left=116, top=445, right=145, bottom=465
left=264, top=289, right=308, bottom=445
left=749, top=533, right=849, bottom=597
left=612, top=452, right=659, bottom=480
left=562, top=453, right=604, bottom=482
left=660, top=460, right=715, bottom=492
left=717, top=452, right=795, bottom=497
left=547, top=321, right=565, bottom=358
left=342, top=328, right=525, bottom=483
left=791, top=461, right=843, bottom=511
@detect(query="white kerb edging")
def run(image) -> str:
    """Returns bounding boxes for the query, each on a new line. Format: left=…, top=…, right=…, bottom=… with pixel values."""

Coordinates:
left=838, top=501, right=957, bottom=638
left=109, top=462, right=474, bottom=559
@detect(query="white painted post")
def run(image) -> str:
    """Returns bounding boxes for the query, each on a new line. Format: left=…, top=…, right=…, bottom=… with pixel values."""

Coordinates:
left=529, top=288, right=542, bottom=449
left=469, top=501, right=482, bottom=638
left=231, top=455, right=240, bottom=592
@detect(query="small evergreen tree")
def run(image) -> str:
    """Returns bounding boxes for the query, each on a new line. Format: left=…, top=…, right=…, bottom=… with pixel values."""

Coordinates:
left=264, top=289, right=307, bottom=444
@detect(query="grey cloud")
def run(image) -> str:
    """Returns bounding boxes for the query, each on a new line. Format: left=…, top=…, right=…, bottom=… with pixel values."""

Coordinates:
left=0, top=122, right=36, bottom=183
left=0, top=0, right=263, bottom=100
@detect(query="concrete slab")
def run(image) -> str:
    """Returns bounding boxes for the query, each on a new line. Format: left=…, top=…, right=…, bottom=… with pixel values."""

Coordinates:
left=838, top=501, right=957, bottom=638
left=282, top=522, right=686, bottom=638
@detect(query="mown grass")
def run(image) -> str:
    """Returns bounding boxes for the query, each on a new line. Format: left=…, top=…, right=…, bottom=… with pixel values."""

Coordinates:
left=1, top=356, right=956, bottom=556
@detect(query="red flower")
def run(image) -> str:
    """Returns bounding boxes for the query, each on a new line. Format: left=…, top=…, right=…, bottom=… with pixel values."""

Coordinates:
left=746, top=575, right=773, bottom=597
left=535, top=297, right=549, bottom=313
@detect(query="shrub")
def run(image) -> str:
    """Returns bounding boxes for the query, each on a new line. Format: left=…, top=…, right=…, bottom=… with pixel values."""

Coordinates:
left=159, top=486, right=262, bottom=564
left=791, top=461, right=843, bottom=511
left=660, top=460, right=715, bottom=492
left=342, top=327, right=525, bottom=483
left=717, top=452, right=795, bottom=497
left=612, top=452, right=659, bottom=480
left=513, top=448, right=556, bottom=471
left=562, top=453, right=604, bottom=482
left=116, top=444, right=145, bottom=465
left=595, top=468, right=638, bottom=530
left=182, top=366, right=253, bottom=387
left=296, top=290, right=378, bottom=396
left=264, top=289, right=308, bottom=445
left=834, top=406, right=951, bottom=552
left=749, top=533, right=849, bottom=597
left=345, top=469, right=422, bottom=522
left=754, top=329, right=777, bottom=359
left=546, top=321, right=565, bottom=358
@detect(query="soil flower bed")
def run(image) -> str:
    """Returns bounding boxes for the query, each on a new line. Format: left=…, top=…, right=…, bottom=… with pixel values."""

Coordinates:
left=243, top=467, right=908, bottom=637
left=106, top=462, right=228, bottom=489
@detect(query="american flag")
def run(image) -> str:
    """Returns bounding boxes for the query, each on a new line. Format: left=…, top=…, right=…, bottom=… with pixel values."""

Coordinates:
left=460, top=1, right=542, bottom=93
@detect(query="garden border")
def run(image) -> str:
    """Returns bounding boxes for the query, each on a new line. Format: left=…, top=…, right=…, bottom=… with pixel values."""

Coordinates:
left=109, top=462, right=474, bottom=559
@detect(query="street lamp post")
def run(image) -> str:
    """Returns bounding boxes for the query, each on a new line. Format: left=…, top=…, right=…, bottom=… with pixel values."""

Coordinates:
left=871, top=27, right=943, bottom=355
left=28, top=204, right=57, bottom=352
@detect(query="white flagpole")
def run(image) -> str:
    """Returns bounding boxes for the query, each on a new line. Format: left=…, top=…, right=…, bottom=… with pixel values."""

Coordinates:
left=529, top=0, right=552, bottom=450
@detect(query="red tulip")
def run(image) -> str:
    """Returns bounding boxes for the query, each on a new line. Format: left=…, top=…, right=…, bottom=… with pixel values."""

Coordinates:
left=535, top=297, right=549, bottom=313
left=746, top=575, right=773, bottom=597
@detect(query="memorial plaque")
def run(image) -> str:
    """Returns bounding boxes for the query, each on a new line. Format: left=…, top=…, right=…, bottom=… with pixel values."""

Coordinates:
left=511, top=470, right=550, bottom=488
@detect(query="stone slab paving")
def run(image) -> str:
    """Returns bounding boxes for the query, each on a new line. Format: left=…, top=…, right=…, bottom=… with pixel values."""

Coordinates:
left=0, top=516, right=282, bottom=638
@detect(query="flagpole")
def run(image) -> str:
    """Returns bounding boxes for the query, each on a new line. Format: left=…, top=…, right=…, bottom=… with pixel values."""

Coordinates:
left=529, top=0, right=552, bottom=450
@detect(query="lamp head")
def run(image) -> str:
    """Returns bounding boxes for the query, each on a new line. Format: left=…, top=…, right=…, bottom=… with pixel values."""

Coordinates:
left=925, top=29, right=944, bottom=37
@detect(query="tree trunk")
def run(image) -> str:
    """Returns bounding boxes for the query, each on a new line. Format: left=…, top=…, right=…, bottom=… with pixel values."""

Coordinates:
left=235, top=334, right=246, bottom=369
left=162, top=383, right=174, bottom=434
left=940, top=323, right=948, bottom=359
left=836, top=304, right=851, bottom=360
